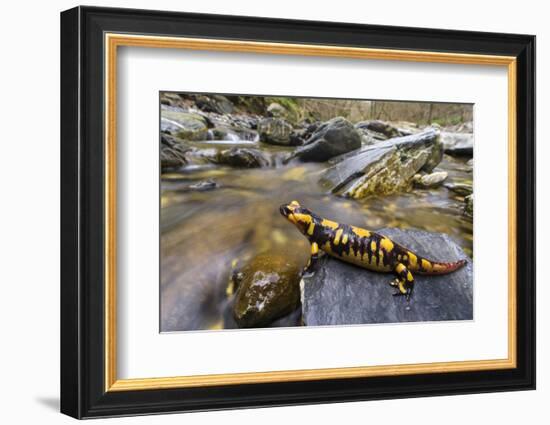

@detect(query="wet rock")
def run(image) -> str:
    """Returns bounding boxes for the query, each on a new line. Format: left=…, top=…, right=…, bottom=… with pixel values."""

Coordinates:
left=421, top=135, right=444, bottom=173
left=162, top=176, right=219, bottom=193
left=161, top=110, right=209, bottom=141
left=160, top=92, right=185, bottom=107
left=301, top=228, right=473, bottom=326
left=287, top=122, right=321, bottom=146
left=224, top=303, right=301, bottom=329
left=258, top=117, right=296, bottom=145
left=233, top=253, right=302, bottom=328
left=319, top=128, right=441, bottom=198
left=160, top=133, right=190, bottom=170
left=217, top=147, right=270, bottom=168
left=289, top=117, right=362, bottom=162
left=195, top=94, right=234, bottom=115
left=441, top=132, right=474, bottom=156
left=187, top=179, right=218, bottom=192
left=414, top=171, right=448, bottom=188
left=464, top=194, right=473, bottom=217
left=355, top=120, right=400, bottom=139
left=444, top=182, right=473, bottom=196
left=359, top=133, right=381, bottom=146
left=354, top=124, right=389, bottom=145
left=183, top=147, right=219, bottom=165
left=231, top=115, right=259, bottom=130
left=267, top=102, right=287, bottom=118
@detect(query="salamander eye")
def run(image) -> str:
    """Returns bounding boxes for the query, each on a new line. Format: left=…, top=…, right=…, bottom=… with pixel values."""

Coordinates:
left=279, top=204, right=292, bottom=216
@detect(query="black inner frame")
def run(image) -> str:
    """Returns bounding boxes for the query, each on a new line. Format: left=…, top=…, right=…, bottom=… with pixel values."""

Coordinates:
left=61, top=6, right=535, bottom=419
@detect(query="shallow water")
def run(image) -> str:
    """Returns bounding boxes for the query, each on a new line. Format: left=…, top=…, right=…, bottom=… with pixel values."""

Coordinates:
left=160, top=140, right=473, bottom=331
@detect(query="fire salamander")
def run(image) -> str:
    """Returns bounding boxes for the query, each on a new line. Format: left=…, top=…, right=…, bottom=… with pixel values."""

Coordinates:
left=280, top=200, right=466, bottom=300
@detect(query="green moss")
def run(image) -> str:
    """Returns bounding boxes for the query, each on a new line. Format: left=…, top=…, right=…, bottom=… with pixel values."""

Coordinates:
left=270, top=97, right=303, bottom=123
left=430, top=115, right=464, bottom=127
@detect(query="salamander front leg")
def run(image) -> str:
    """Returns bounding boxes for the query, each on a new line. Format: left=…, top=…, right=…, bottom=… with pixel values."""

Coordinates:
left=304, top=242, right=319, bottom=275
left=391, top=263, right=414, bottom=301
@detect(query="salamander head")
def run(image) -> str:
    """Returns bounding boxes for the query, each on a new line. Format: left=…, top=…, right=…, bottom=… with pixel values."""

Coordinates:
left=279, top=200, right=314, bottom=235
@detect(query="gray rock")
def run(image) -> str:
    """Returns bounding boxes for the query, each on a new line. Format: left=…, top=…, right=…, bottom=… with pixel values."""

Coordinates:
left=161, top=110, right=209, bottom=141
left=444, top=182, right=473, bottom=196
left=441, top=132, right=474, bottom=156
left=319, top=128, right=441, bottom=198
left=195, top=94, right=234, bottom=115
left=217, top=147, right=270, bottom=168
left=267, top=102, right=288, bottom=118
left=289, top=117, right=362, bottom=162
left=258, top=117, right=296, bottom=145
left=188, top=179, right=218, bottom=192
left=355, top=120, right=400, bottom=139
left=160, top=133, right=190, bottom=170
left=163, top=178, right=219, bottom=193
left=160, top=92, right=186, bottom=107
left=414, top=171, right=448, bottom=188
left=301, top=228, right=473, bottom=326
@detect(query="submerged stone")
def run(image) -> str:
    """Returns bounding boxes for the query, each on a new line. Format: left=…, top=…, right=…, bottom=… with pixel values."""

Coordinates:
left=217, top=147, right=270, bottom=168
left=444, top=182, right=473, bottom=196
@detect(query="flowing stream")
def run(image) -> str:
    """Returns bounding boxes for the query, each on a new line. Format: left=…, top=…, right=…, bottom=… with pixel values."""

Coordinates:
left=160, top=135, right=473, bottom=331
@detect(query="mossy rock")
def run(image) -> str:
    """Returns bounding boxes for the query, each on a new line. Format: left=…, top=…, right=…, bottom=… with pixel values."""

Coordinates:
left=257, top=117, right=295, bottom=146
left=233, top=253, right=302, bottom=328
left=161, top=110, right=209, bottom=141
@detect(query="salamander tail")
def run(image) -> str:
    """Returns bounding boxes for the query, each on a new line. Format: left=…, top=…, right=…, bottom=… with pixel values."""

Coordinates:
left=421, top=259, right=467, bottom=275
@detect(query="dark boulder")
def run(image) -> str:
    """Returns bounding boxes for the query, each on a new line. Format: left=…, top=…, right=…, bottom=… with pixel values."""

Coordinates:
left=289, top=117, right=362, bottom=162
left=217, top=147, right=270, bottom=168
left=301, top=228, right=473, bottom=326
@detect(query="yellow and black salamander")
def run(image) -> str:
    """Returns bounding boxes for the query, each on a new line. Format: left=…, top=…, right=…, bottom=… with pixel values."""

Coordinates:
left=280, top=200, right=466, bottom=300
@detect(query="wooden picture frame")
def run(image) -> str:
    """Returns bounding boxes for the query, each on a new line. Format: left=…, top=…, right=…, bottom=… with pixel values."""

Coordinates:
left=60, top=6, right=535, bottom=419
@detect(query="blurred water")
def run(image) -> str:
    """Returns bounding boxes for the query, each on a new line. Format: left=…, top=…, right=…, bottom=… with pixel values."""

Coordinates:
left=160, top=142, right=472, bottom=331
